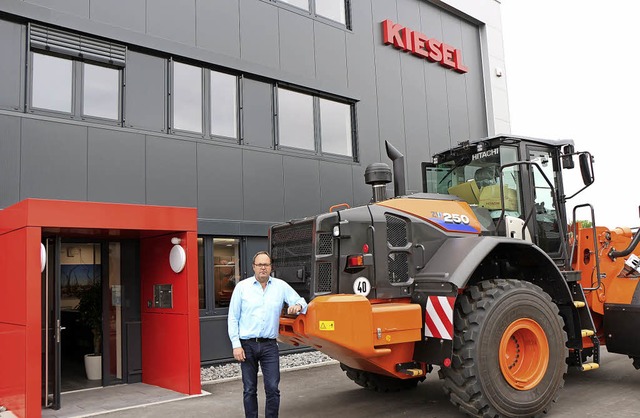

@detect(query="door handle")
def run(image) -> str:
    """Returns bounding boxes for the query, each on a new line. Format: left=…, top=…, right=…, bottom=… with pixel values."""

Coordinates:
left=414, top=244, right=426, bottom=270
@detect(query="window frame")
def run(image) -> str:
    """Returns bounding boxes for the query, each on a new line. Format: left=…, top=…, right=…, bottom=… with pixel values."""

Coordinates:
left=170, top=59, right=240, bottom=142
left=198, top=235, right=245, bottom=316
left=28, top=50, right=124, bottom=126
left=275, top=84, right=357, bottom=161
left=274, top=0, right=351, bottom=28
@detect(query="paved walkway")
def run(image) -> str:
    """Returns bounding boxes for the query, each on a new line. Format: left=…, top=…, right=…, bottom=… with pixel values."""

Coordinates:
left=40, top=383, right=209, bottom=418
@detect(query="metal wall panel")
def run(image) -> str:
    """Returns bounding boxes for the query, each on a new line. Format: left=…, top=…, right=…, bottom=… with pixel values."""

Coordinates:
left=461, top=24, right=488, bottom=138
left=147, top=0, right=196, bottom=46
left=20, top=119, right=88, bottom=201
left=242, top=150, right=284, bottom=222
left=283, top=156, right=321, bottom=220
left=87, top=128, right=146, bottom=204
left=279, top=10, right=315, bottom=79
left=24, top=0, right=89, bottom=18
left=239, top=0, right=279, bottom=69
left=125, top=51, right=166, bottom=133
left=0, top=115, right=21, bottom=207
left=0, top=19, right=23, bottom=111
left=196, top=143, right=244, bottom=220
left=196, top=0, right=240, bottom=58
left=371, top=0, right=406, bottom=162
left=241, top=78, right=274, bottom=149
left=90, top=0, right=146, bottom=34
left=442, top=13, right=470, bottom=144
left=200, top=317, right=232, bottom=363
left=314, top=22, right=347, bottom=88
left=320, top=161, right=354, bottom=211
left=145, top=135, right=197, bottom=207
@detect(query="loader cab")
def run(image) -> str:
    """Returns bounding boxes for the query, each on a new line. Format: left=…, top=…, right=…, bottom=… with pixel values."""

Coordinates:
left=422, top=135, right=593, bottom=266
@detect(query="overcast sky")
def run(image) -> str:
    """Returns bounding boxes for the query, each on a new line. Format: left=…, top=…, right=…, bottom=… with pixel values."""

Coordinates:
left=500, top=1, right=640, bottom=228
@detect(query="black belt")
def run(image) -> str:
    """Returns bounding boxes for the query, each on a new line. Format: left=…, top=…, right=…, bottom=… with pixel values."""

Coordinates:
left=241, top=337, right=275, bottom=343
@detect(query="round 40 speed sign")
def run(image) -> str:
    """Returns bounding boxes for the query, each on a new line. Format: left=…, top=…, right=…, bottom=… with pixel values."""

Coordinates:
left=353, top=277, right=371, bottom=297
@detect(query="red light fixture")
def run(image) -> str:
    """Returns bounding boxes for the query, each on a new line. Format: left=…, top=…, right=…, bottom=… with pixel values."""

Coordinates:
left=443, top=358, right=452, bottom=368
left=347, top=255, right=364, bottom=268
left=362, top=244, right=369, bottom=253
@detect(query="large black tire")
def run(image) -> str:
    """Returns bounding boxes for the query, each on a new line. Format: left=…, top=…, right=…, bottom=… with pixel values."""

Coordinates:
left=441, top=279, right=568, bottom=418
left=340, top=363, right=422, bottom=392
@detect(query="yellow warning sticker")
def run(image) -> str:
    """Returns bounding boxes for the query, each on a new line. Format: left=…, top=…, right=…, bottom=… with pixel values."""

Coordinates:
left=319, top=321, right=335, bottom=331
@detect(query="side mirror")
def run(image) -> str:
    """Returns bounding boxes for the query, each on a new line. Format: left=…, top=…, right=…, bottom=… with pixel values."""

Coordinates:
left=579, top=153, right=594, bottom=186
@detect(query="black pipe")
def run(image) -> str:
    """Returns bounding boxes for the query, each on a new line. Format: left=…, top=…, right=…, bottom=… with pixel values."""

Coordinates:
left=609, top=230, right=640, bottom=259
left=385, top=141, right=406, bottom=197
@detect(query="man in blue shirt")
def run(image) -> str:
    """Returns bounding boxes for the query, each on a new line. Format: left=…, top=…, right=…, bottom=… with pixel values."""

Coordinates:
left=228, top=251, right=307, bottom=418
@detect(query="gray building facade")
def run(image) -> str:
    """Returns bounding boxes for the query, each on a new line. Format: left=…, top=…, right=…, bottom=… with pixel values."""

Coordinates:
left=0, top=0, right=509, bottom=367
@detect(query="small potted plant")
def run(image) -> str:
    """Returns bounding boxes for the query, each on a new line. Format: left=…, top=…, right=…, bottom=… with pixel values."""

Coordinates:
left=77, top=280, right=102, bottom=380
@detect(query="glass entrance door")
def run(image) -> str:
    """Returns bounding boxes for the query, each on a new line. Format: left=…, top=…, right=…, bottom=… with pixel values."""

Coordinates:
left=42, top=237, right=61, bottom=409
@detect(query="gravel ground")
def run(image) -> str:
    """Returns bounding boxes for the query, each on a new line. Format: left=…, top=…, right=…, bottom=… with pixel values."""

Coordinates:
left=201, top=351, right=335, bottom=383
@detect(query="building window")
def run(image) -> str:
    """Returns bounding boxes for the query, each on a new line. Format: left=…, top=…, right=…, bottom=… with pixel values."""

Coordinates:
left=277, top=88, right=315, bottom=151
left=31, top=53, right=73, bottom=113
left=213, top=238, right=241, bottom=309
left=28, top=24, right=125, bottom=123
left=172, top=61, right=203, bottom=133
left=279, top=0, right=309, bottom=11
left=210, top=71, right=238, bottom=138
left=83, top=63, right=120, bottom=120
left=277, top=0, right=349, bottom=26
left=276, top=87, right=355, bottom=159
left=171, top=61, right=239, bottom=139
left=319, top=98, right=352, bottom=157
left=316, top=0, right=347, bottom=25
left=198, top=236, right=243, bottom=312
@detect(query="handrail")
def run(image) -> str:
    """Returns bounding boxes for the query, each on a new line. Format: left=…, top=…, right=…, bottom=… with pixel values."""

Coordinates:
left=571, top=204, right=601, bottom=291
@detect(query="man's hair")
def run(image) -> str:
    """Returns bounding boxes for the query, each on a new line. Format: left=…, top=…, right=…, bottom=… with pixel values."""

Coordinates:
left=252, top=251, right=271, bottom=264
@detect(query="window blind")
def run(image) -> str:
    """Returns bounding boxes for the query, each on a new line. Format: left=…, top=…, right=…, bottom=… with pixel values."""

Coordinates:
left=30, top=23, right=126, bottom=67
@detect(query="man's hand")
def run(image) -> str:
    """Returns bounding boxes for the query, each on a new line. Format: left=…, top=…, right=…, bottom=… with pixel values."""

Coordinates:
left=287, top=303, right=302, bottom=315
left=233, top=347, right=246, bottom=362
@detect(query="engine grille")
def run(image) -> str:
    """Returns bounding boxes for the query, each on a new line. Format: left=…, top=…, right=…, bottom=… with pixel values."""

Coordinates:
left=318, top=233, right=333, bottom=255
left=386, top=214, right=408, bottom=247
left=386, top=214, right=410, bottom=283
left=271, top=222, right=313, bottom=270
left=317, top=262, right=332, bottom=293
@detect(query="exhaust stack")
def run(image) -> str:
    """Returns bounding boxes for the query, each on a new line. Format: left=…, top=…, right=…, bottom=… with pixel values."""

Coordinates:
left=385, top=141, right=406, bottom=197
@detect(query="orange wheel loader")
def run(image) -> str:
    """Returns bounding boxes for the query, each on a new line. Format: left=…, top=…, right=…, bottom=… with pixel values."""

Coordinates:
left=271, top=136, right=640, bottom=417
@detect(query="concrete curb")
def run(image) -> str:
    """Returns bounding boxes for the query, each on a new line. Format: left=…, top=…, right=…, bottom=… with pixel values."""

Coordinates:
left=201, top=359, right=339, bottom=385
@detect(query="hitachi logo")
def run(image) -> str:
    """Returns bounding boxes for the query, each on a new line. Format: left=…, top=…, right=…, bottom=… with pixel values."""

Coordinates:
left=472, top=148, right=499, bottom=160
left=382, top=19, right=469, bottom=74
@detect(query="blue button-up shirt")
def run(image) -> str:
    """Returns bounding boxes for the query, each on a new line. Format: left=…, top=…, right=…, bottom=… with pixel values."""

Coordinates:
left=227, top=275, right=307, bottom=349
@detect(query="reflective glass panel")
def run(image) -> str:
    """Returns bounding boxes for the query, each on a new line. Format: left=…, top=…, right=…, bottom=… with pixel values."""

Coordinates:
left=316, top=0, right=346, bottom=24
left=32, top=53, right=72, bottom=113
left=278, top=88, right=314, bottom=150
left=210, top=71, right=237, bottom=138
left=173, top=62, right=202, bottom=133
left=214, top=238, right=240, bottom=309
left=320, top=98, right=352, bottom=156
left=83, top=63, right=119, bottom=120
left=198, top=238, right=206, bottom=309
left=280, top=0, right=309, bottom=11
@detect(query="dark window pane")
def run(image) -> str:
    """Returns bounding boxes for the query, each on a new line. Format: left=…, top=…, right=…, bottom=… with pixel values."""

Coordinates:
left=214, top=238, right=240, bottom=309
left=278, top=88, right=314, bottom=150
left=320, top=98, right=352, bottom=156
left=32, top=53, right=72, bottom=113
left=210, top=71, right=237, bottom=138
left=198, top=238, right=206, bottom=310
left=173, top=62, right=202, bottom=133
left=83, top=63, right=119, bottom=120
left=316, top=0, right=346, bottom=24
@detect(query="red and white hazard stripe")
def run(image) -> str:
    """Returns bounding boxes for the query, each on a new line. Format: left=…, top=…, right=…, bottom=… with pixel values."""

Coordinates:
left=424, top=296, right=455, bottom=340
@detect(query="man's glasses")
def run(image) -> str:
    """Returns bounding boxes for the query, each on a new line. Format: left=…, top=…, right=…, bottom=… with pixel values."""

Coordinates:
left=254, top=263, right=271, bottom=268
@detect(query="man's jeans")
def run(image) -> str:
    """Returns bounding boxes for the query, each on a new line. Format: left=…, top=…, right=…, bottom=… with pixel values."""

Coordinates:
left=240, top=339, right=280, bottom=418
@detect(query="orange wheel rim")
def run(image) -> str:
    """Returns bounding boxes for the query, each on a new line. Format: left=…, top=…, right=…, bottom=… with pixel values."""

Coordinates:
left=498, top=318, right=549, bottom=390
